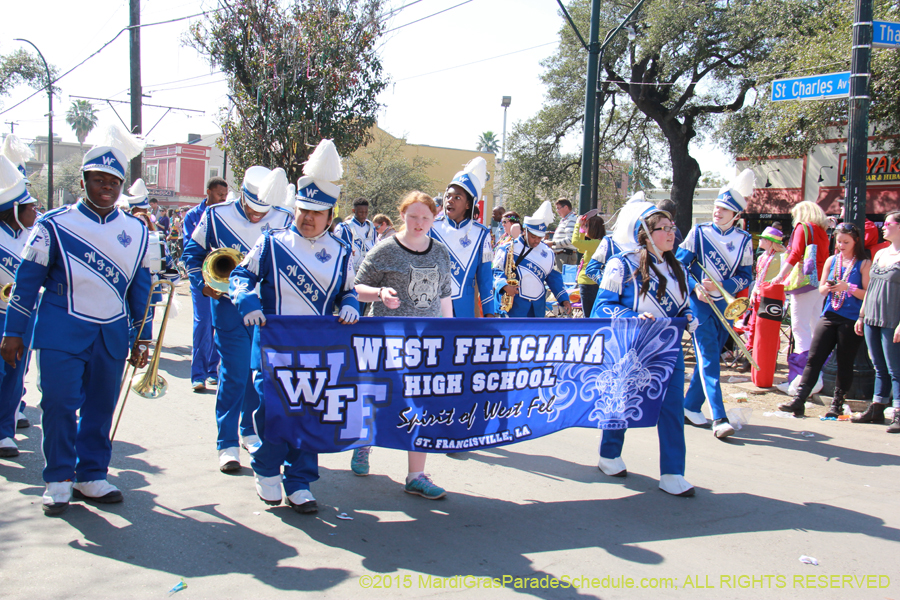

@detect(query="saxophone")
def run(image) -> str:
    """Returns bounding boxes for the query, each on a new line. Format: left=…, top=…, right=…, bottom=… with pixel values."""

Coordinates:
left=499, top=243, right=518, bottom=315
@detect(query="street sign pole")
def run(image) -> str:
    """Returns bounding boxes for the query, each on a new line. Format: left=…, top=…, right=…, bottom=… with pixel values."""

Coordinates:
left=846, top=0, right=873, bottom=233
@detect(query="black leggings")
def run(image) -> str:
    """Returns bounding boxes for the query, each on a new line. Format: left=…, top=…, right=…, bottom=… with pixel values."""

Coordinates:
left=579, top=283, right=598, bottom=318
left=797, top=311, right=864, bottom=400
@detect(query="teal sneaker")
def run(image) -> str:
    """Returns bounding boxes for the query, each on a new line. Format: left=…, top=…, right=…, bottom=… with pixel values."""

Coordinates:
left=350, top=447, right=371, bottom=476
left=404, top=474, right=446, bottom=499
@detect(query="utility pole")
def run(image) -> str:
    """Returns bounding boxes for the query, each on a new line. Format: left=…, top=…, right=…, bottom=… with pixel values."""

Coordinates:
left=577, top=0, right=602, bottom=216
left=845, top=0, right=872, bottom=233
left=130, top=0, right=143, bottom=185
left=14, top=39, right=52, bottom=209
left=4, top=121, right=17, bottom=133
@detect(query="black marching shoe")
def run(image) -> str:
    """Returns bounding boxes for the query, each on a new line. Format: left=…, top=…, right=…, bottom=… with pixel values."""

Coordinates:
left=777, top=396, right=806, bottom=417
left=888, top=408, right=900, bottom=434
left=824, top=388, right=846, bottom=419
left=851, top=402, right=886, bottom=424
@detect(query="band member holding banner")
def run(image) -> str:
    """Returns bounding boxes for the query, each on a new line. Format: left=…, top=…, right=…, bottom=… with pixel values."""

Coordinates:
left=1, top=124, right=152, bottom=515
left=0, top=153, right=38, bottom=458
left=184, top=166, right=293, bottom=473
left=430, top=158, right=495, bottom=317
left=592, top=203, right=697, bottom=496
left=230, top=141, right=360, bottom=513
left=493, top=201, right=571, bottom=317
left=676, top=170, right=754, bottom=439
left=352, top=191, right=453, bottom=499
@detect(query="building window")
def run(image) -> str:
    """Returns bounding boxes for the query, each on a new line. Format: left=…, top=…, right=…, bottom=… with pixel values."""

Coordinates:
left=209, top=166, right=220, bottom=178
left=146, top=164, right=158, bottom=185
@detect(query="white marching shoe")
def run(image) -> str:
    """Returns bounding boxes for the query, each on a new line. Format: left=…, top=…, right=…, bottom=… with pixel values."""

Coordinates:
left=598, top=456, right=627, bottom=477
left=659, top=474, right=695, bottom=497
left=218, top=447, right=241, bottom=472
left=287, top=489, right=318, bottom=514
left=73, top=480, right=123, bottom=503
left=42, top=481, right=74, bottom=515
left=255, top=474, right=283, bottom=506
left=684, top=408, right=710, bottom=428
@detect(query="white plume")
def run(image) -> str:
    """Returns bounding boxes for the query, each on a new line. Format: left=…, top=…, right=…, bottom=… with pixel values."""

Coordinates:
left=285, top=183, right=296, bottom=208
left=463, top=157, right=487, bottom=189
left=531, top=200, right=555, bottom=225
left=0, top=156, right=22, bottom=190
left=128, top=178, right=149, bottom=198
left=303, top=139, right=343, bottom=182
left=93, top=123, right=145, bottom=160
left=260, top=167, right=288, bottom=208
left=626, top=191, right=645, bottom=204
left=1, top=134, right=33, bottom=169
left=721, top=168, right=755, bottom=200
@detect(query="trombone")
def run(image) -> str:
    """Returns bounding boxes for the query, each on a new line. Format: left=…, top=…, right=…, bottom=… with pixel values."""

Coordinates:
left=111, top=278, right=176, bottom=442
left=0, top=283, right=12, bottom=303
left=690, top=261, right=759, bottom=371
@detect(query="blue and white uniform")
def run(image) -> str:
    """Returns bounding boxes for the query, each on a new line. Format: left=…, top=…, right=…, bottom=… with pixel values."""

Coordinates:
left=676, top=222, right=753, bottom=421
left=183, top=200, right=220, bottom=385
left=5, top=200, right=151, bottom=483
left=183, top=198, right=293, bottom=453
left=430, top=215, right=495, bottom=317
left=593, top=250, right=692, bottom=477
left=333, top=217, right=375, bottom=273
left=0, top=221, right=34, bottom=447
left=230, top=225, right=358, bottom=495
left=492, top=237, right=568, bottom=317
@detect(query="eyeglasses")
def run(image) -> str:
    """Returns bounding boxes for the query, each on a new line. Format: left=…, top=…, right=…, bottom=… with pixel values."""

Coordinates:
left=834, top=223, right=859, bottom=234
left=652, top=226, right=677, bottom=233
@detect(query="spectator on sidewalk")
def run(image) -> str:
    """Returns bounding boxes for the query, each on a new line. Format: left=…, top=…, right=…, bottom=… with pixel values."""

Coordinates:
left=549, top=198, right=578, bottom=272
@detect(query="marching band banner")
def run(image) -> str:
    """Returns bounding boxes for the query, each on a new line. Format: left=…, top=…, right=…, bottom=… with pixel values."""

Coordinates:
left=258, top=315, right=686, bottom=454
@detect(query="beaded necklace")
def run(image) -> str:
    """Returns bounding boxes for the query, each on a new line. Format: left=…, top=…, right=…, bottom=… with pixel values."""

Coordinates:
left=830, top=252, right=856, bottom=310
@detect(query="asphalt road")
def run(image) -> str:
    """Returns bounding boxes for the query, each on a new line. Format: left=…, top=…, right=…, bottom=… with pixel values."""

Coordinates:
left=1, top=283, right=898, bottom=600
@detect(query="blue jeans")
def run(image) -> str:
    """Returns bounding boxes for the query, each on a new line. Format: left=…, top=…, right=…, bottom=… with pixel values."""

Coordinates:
left=865, top=324, right=900, bottom=408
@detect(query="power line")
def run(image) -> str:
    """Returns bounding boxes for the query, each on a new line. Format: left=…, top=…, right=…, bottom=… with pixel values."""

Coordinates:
left=381, top=0, right=429, bottom=20
left=148, top=78, right=228, bottom=93
left=396, top=41, right=557, bottom=82
left=0, top=8, right=223, bottom=117
left=383, top=0, right=475, bottom=34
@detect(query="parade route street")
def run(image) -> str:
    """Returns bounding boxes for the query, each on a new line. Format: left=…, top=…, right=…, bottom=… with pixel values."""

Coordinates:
left=1, top=283, right=898, bottom=600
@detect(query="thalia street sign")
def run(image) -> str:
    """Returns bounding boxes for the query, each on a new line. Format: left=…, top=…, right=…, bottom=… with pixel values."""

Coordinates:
left=770, top=72, right=850, bottom=102
left=873, top=20, right=900, bottom=48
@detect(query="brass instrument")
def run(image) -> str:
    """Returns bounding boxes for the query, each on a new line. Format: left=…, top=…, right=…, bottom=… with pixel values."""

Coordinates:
left=690, top=264, right=759, bottom=371
left=0, top=283, right=12, bottom=303
left=499, top=243, right=518, bottom=315
left=110, top=279, right=176, bottom=442
left=695, top=261, right=750, bottom=320
left=202, top=247, right=244, bottom=295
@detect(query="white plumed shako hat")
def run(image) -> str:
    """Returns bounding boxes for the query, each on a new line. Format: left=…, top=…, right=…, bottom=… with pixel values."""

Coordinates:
left=523, top=200, right=555, bottom=236
left=715, top=168, right=755, bottom=213
left=82, top=123, right=145, bottom=181
left=296, top=139, right=343, bottom=212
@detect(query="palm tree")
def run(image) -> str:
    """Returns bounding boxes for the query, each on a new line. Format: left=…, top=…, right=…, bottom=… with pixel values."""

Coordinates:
left=65, top=100, right=98, bottom=154
left=476, top=131, right=500, bottom=154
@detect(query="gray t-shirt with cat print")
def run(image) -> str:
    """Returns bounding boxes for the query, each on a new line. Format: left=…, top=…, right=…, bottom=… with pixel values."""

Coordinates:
left=354, top=236, right=452, bottom=317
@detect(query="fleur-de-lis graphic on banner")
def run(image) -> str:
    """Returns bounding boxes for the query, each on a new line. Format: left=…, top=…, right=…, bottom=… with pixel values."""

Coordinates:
left=315, top=248, right=331, bottom=263
left=117, top=230, right=132, bottom=248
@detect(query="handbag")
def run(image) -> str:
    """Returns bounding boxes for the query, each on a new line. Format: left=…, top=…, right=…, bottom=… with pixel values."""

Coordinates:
left=784, top=224, right=819, bottom=294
